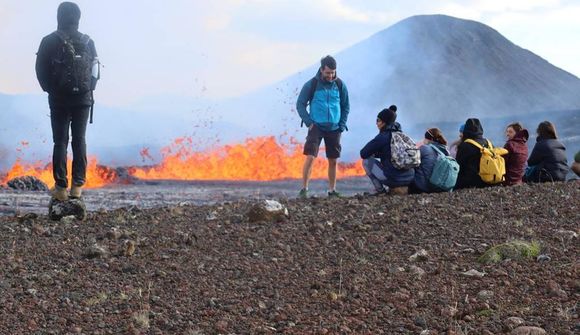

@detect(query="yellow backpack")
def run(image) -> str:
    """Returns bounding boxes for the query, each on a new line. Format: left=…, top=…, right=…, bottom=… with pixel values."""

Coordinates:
left=464, top=139, right=508, bottom=184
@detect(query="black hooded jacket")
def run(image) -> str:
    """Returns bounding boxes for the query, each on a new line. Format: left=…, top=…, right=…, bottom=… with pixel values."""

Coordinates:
left=455, top=118, right=490, bottom=189
left=35, top=2, right=97, bottom=107
left=527, top=137, right=568, bottom=182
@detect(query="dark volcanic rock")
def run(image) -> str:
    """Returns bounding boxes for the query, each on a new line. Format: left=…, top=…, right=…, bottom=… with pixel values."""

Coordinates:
left=0, top=181, right=578, bottom=334
left=48, top=198, right=87, bottom=221
left=7, top=176, right=49, bottom=191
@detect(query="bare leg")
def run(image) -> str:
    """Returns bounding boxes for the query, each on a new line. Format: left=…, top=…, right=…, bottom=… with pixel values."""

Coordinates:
left=302, top=155, right=315, bottom=189
left=328, top=158, right=337, bottom=191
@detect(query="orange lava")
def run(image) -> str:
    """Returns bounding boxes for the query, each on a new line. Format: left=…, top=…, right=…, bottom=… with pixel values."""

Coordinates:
left=1, top=136, right=365, bottom=187
left=1, top=157, right=116, bottom=189
left=130, top=136, right=364, bottom=181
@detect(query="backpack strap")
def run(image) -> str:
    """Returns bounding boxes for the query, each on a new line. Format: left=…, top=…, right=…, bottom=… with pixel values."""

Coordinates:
left=464, top=139, right=485, bottom=151
left=307, top=76, right=343, bottom=103
left=307, top=77, right=318, bottom=104
left=428, top=143, right=446, bottom=158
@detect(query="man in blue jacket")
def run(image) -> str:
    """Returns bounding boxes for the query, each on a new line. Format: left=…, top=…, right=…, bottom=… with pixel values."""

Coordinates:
left=296, top=55, right=350, bottom=198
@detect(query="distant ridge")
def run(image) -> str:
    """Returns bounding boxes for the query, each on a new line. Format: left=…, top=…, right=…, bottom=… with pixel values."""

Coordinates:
left=271, top=14, right=580, bottom=125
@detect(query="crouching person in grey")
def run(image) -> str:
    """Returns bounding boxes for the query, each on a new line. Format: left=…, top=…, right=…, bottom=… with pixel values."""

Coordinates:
left=360, top=108, right=414, bottom=195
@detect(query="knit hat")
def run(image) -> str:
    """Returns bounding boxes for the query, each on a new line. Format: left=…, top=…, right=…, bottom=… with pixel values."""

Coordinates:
left=388, top=105, right=397, bottom=112
left=377, top=108, right=397, bottom=124
left=57, top=2, right=81, bottom=30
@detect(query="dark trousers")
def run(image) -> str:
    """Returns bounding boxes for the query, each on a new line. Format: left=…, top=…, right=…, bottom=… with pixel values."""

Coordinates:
left=50, top=106, right=90, bottom=188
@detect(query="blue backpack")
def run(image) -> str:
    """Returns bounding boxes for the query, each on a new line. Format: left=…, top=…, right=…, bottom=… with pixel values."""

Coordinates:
left=428, top=144, right=459, bottom=191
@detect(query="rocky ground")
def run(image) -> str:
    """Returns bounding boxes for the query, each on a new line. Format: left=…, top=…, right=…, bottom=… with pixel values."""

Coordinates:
left=0, top=181, right=578, bottom=334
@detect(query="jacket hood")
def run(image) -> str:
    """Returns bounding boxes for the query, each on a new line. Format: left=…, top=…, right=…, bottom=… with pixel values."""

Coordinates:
left=462, top=118, right=484, bottom=139
left=511, top=129, right=529, bottom=143
left=57, top=2, right=81, bottom=31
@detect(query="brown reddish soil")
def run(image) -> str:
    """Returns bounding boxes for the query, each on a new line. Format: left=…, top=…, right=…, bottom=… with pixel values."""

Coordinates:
left=0, top=181, right=578, bottom=334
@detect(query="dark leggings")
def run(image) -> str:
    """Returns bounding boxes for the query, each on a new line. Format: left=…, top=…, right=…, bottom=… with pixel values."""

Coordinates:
left=50, top=106, right=90, bottom=188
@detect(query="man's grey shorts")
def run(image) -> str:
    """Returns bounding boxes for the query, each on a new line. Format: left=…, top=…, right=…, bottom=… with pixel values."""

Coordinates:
left=303, top=125, right=342, bottom=159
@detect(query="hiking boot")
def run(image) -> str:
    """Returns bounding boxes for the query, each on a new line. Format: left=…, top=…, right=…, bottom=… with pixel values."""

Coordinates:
left=298, top=188, right=309, bottom=199
left=51, top=186, right=69, bottom=201
left=70, top=185, right=83, bottom=199
left=327, top=190, right=342, bottom=198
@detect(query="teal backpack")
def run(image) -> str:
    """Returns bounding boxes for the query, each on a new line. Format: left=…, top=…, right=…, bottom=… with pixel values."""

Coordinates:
left=428, top=144, right=459, bottom=191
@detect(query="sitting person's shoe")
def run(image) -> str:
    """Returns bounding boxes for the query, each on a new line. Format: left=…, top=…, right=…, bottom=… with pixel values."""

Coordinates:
left=371, top=188, right=388, bottom=196
left=70, top=185, right=83, bottom=198
left=327, top=190, right=342, bottom=198
left=389, top=186, right=408, bottom=195
left=298, top=188, right=309, bottom=199
left=51, top=186, right=69, bottom=201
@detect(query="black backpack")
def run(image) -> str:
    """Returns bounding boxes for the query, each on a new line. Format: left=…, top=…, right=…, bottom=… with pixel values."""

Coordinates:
left=301, top=76, right=343, bottom=127
left=51, top=31, right=94, bottom=95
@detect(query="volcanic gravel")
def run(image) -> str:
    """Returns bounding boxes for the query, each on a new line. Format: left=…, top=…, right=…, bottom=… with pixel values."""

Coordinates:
left=0, top=181, right=578, bottom=334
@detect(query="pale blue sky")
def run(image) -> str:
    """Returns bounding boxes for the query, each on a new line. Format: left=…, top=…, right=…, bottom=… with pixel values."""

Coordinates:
left=1, top=0, right=579, bottom=107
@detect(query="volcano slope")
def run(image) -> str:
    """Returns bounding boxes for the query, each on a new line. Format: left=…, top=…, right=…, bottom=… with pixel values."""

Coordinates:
left=0, top=181, right=578, bottom=334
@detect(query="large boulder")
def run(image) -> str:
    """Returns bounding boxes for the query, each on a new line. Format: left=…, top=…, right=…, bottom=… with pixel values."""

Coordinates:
left=247, top=200, right=289, bottom=223
left=7, top=176, right=49, bottom=191
left=48, top=198, right=87, bottom=221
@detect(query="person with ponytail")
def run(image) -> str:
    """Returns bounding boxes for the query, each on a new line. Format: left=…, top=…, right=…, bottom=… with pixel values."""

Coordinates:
left=411, top=128, right=450, bottom=193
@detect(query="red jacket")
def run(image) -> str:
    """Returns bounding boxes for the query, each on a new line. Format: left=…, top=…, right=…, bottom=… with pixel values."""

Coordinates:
left=504, top=129, right=529, bottom=185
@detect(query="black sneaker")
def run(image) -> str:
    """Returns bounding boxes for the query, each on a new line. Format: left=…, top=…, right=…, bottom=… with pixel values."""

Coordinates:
left=327, top=190, right=342, bottom=198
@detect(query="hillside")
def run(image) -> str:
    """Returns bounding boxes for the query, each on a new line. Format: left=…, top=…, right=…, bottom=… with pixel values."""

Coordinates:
left=0, top=181, right=578, bottom=334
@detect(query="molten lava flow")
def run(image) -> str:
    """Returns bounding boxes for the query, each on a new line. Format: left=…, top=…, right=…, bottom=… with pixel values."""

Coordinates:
left=130, top=136, right=365, bottom=181
left=1, top=157, right=117, bottom=189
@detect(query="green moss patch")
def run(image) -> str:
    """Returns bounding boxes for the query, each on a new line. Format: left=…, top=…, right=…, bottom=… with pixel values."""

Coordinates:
left=478, top=240, right=541, bottom=264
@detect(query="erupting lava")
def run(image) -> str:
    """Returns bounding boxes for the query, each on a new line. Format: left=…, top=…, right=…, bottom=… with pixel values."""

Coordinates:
left=1, top=136, right=365, bottom=188
left=1, top=157, right=117, bottom=189
left=130, top=136, right=364, bottom=181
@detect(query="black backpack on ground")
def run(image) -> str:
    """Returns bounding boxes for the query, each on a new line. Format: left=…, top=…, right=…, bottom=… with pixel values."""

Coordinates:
left=51, top=31, right=94, bottom=95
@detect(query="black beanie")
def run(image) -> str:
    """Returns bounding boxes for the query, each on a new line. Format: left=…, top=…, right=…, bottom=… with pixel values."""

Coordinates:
left=377, top=108, right=397, bottom=124
left=388, top=105, right=397, bottom=112
left=57, top=2, right=81, bottom=30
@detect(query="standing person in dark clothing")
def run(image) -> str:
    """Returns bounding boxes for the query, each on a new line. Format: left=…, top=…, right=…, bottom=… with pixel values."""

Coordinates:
left=455, top=118, right=490, bottom=189
left=36, top=2, right=98, bottom=200
left=503, top=122, right=529, bottom=186
left=296, top=55, right=349, bottom=198
left=525, top=121, right=568, bottom=182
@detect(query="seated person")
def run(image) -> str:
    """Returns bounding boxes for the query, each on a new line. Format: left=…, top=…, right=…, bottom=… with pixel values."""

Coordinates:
left=526, top=121, right=568, bottom=182
left=412, top=128, right=450, bottom=193
left=503, top=122, right=529, bottom=186
left=455, top=118, right=491, bottom=189
left=360, top=107, right=414, bottom=195
left=572, top=151, right=580, bottom=177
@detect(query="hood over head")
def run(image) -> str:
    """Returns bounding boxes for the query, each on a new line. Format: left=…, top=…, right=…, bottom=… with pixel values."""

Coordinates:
left=57, top=2, right=81, bottom=31
left=462, top=118, right=484, bottom=139
left=511, top=129, right=529, bottom=143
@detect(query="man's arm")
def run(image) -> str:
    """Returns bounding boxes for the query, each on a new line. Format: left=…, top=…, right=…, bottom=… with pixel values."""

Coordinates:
left=338, top=82, right=349, bottom=131
left=35, top=37, right=52, bottom=92
left=360, top=134, right=384, bottom=159
left=296, top=80, right=314, bottom=127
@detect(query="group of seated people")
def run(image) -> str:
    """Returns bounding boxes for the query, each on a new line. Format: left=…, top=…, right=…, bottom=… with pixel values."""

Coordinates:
left=360, top=105, right=578, bottom=194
